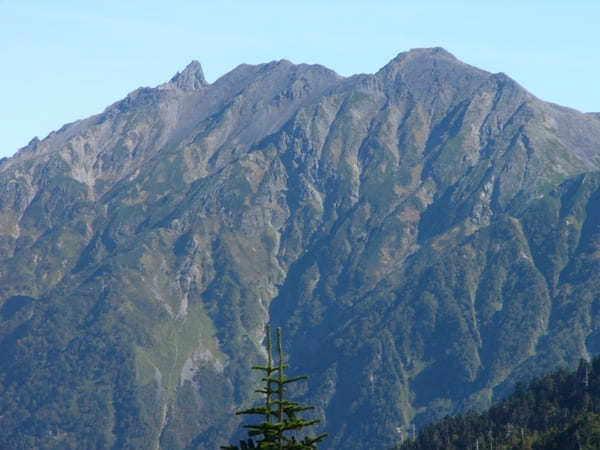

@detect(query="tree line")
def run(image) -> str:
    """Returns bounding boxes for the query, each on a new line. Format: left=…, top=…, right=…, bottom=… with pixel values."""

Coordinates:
left=398, top=357, right=600, bottom=449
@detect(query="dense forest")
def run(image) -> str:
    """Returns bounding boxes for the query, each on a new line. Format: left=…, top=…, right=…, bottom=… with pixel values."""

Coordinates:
left=398, top=357, right=600, bottom=449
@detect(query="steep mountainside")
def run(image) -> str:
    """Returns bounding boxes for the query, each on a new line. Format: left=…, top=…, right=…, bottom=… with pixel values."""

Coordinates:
left=1, top=48, right=600, bottom=449
left=399, top=357, right=600, bottom=449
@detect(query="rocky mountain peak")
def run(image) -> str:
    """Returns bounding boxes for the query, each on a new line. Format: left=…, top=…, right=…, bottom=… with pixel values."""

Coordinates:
left=2, top=50, right=600, bottom=450
left=396, top=46, right=458, bottom=61
left=170, top=60, right=207, bottom=90
left=377, top=46, right=488, bottom=84
left=370, top=47, right=493, bottom=124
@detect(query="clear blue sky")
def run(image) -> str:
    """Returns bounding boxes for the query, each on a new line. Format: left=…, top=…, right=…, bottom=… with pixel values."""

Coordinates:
left=1, top=0, right=598, bottom=158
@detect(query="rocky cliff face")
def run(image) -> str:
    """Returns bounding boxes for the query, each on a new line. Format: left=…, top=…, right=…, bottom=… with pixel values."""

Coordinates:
left=1, top=48, right=600, bottom=449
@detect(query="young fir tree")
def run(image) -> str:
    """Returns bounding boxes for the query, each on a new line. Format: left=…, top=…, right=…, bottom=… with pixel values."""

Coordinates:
left=222, top=325, right=327, bottom=450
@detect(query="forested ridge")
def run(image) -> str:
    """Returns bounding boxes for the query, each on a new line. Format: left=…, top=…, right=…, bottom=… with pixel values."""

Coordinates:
left=399, top=357, right=600, bottom=449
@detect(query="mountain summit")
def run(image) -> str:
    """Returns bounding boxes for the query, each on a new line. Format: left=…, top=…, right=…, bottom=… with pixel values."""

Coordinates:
left=1, top=49, right=600, bottom=449
left=169, top=60, right=207, bottom=90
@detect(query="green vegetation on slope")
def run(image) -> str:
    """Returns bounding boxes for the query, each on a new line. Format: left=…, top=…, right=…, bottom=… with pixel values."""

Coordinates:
left=398, top=357, right=600, bottom=449
left=2, top=49, right=600, bottom=449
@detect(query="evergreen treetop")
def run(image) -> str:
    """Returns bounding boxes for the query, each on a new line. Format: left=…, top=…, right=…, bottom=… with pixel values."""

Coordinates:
left=222, top=325, right=327, bottom=450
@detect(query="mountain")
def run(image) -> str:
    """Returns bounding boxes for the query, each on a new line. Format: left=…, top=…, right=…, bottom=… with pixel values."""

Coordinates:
left=399, top=357, right=600, bottom=449
left=1, top=48, right=600, bottom=449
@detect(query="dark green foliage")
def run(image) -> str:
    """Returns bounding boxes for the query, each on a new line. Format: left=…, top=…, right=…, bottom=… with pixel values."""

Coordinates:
left=223, top=326, right=327, bottom=449
left=397, top=357, right=600, bottom=449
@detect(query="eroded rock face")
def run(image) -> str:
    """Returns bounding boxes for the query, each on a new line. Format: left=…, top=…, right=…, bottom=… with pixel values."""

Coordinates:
left=1, top=48, right=600, bottom=449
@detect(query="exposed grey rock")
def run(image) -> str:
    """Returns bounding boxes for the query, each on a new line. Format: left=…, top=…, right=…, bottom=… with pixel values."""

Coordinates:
left=169, top=60, right=207, bottom=90
left=1, top=49, right=600, bottom=449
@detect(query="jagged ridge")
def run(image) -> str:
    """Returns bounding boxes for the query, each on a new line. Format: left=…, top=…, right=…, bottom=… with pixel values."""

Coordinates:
left=1, top=48, right=600, bottom=449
